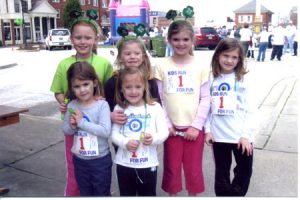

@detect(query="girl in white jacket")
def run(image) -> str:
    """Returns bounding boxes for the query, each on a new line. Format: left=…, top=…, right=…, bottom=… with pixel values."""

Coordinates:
left=111, top=68, right=168, bottom=196
left=205, top=38, right=257, bottom=196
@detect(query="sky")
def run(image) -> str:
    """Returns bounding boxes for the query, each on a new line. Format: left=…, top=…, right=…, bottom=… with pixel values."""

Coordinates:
left=143, top=0, right=299, bottom=26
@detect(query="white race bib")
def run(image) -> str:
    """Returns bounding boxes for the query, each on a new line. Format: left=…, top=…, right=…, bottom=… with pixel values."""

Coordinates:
left=211, top=90, right=237, bottom=115
left=72, top=130, right=99, bottom=156
left=166, top=69, right=195, bottom=93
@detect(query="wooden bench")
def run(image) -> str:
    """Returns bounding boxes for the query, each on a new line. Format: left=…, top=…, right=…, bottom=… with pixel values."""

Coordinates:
left=0, top=105, right=29, bottom=127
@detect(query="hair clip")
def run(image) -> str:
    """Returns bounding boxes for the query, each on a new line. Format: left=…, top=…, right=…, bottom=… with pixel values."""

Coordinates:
left=166, top=6, right=194, bottom=21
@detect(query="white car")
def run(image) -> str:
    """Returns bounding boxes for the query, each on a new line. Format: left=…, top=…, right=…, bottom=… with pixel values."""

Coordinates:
left=45, top=28, right=72, bottom=51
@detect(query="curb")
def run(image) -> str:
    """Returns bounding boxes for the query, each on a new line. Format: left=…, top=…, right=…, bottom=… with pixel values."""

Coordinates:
left=0, top=63, right=18, bottom=70
left=255, top=76, right=297, bottom=149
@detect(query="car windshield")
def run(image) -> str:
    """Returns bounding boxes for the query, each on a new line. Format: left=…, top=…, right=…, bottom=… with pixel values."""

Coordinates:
left=52, top=30, right=69, bottom=36
left=201, top=28, right=217, bottom=34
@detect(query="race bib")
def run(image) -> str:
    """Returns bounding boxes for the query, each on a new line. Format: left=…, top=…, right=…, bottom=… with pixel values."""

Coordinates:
left=166, top=69, right=195, bottom=93
left=72, top=130, right=99, bottom=156
left=122, top=145, right=150, bottom=165
left=211, top=90, right=237, bottom=116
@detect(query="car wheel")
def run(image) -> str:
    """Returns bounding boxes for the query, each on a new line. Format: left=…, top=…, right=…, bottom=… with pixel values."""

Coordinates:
left=68, top=46, right=72, bottom=50
left=208, top=46, right=216, bottom=50
left=49, top=46, right=53, bottom=51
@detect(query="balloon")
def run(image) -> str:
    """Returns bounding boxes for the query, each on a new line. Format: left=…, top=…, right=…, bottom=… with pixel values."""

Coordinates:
left=15, top=18, right=24, bottom=26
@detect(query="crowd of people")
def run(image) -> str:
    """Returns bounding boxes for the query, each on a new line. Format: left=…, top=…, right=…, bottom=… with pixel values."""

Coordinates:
left=218, top=21, right=298, bottom=61
left=0, top=16, right=296, bottom=197
left=44, top=13, right=263, bottom=198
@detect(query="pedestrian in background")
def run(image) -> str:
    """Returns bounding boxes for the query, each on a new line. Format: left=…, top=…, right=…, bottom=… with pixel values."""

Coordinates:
left=256, top=26, right=270, bottom=62
left=292, top=28, right=298, bottom=56
left=62, top=61, right=112, bottom=196
left=239, top=23, right=252, bottom=56
left=283, top=20, right=297, bottom=55
left=270, top=23, right=286, bottom=61
left=50, top=14, right=113, bottom=196
left=205, top=38, right=257, bottom=196
left=154, top=20, right=210, bottom=196
left=111, top=68, right=168, bottom=196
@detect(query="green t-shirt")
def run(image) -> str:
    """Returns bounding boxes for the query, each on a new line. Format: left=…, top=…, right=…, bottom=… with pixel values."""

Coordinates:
left=50, top=53, right=113, bottom=94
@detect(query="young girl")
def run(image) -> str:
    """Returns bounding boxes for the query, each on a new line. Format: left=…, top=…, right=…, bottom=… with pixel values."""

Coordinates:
left=154, top=20, right=210, bottom=196
left=105, top=37, right=161, bottom=122
left=204, top=38, right=256, bottom=196
left=111, top=68, right=168, bottom=196
left=50, top=17, right=113, bottom=196
left=62, top=61, right=112, bottom=196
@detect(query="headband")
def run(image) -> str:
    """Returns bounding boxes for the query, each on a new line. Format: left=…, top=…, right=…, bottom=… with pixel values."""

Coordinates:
left=166, top=6, right=194, bottom=21
left=70, top=9, right=100, bottom=34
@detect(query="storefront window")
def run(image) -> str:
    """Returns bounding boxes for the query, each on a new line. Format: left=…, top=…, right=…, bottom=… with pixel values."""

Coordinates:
left=25, top=23, right=31, bottom=40
left=3, top=23, right=11, bottom=41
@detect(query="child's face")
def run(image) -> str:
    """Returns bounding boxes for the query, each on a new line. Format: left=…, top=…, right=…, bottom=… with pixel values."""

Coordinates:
left=218, top=48, right=240, bottom=74
left=120, top=42, right=143, bottom=69
left=169, top=30, right=193, bottom=56
left=121, top=73, right=145, bottom=107
left=71, top=78, right=96, bottom=104
left=71, top=24, right=98, bottom=58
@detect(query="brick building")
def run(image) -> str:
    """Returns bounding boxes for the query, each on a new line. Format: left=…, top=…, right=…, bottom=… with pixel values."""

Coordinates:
left=0, top=0, right=110, bottom=46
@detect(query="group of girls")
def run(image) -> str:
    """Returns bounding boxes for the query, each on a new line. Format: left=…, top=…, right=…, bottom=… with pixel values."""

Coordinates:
left=50, top=16, right=256, bottom=197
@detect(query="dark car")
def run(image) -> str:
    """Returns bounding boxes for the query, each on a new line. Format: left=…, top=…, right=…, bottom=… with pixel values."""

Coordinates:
left=194, top=27, right=221, bottom=50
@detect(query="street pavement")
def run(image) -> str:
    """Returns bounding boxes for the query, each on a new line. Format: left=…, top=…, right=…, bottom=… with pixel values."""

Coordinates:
left=0, top=46, right=298, bottom=197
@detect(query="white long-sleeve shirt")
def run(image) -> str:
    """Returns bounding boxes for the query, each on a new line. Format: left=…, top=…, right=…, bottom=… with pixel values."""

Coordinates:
left=111, top=102, right=169, bottom=168
left=204, top=72, right=258, bottom=143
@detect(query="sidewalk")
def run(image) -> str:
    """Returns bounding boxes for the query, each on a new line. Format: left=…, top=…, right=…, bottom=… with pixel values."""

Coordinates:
left=0, top=48, right=298, bottom=197
left=0, top=78, right=297, bottom=197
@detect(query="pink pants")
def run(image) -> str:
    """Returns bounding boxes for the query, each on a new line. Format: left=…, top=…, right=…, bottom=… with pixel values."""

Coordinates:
left=64, top=135, right=80, bottom=196
left=161, top=130, right=205, bottom=195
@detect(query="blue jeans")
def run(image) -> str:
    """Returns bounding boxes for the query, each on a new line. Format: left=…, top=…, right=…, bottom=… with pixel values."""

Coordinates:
left=73, top=153, right=112, bottom=196
left=257, top=42, right=268, bottom=61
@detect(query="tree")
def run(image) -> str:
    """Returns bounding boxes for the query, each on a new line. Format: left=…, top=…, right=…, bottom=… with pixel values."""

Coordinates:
left=63, top=0, right=82, bottom=29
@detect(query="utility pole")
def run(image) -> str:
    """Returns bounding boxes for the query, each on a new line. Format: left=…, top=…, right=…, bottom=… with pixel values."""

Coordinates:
left=254, top=0, right=262, bottom=33
left=20, top=0, right=28, bottom=47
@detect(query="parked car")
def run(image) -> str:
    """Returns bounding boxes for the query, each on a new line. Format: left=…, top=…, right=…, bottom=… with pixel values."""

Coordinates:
left=45, top=28, right=72, bottom=51
left=194, top=27, right=221, bottom=50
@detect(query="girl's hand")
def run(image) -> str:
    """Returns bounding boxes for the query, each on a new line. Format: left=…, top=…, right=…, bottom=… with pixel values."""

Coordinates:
left=168, top=127, right=176, bottom=137
left=126, top=140, right=140, bottom=152
left=94, top=95, right=105, bottom=101
left=111, top=110, right=127, bottom=125
left=69, top=115, right=77, bottom=129
left=60, top=102, right=67, bottom=113
left=205, top=132, right=215, bottom=146
left=237, top=137, right=253, bottom=156
left=184, top=127, right=199, bottom=141
left=72, top=109, right=83, bottom=124
left=142, top=132, right=153, bottom=146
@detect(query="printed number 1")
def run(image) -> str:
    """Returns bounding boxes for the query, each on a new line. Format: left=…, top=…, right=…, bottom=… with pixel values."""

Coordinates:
left=79, top=137, right=85, bottom=150
left=178, top=75, right=183, bottom=87
left=219, top=96, right=224, bottom=108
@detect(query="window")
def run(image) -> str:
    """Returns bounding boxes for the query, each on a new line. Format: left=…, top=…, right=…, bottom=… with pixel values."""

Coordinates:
left=80, top=0, right=85, bottom=5
left=25, top=23, right=31, bottom=40
left=102, top=0, right=107, bottom=8
left=93, top=0, right=98, bottom=6
left=56, top=9, right=60, bottom=18
left=14, top=0, right=20, bottom=13
left=4, top=22, right=11, bottom=41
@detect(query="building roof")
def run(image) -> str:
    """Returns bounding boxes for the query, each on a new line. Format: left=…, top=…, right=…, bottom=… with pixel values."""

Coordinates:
left=233, top=0, right=273, bottom=14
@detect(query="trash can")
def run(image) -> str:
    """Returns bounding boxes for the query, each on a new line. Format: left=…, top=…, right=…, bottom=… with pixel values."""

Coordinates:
left=151, top=36, right=166, bottom=57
